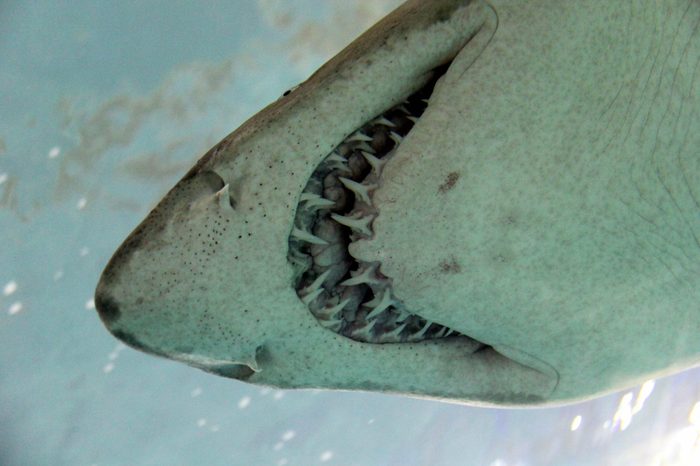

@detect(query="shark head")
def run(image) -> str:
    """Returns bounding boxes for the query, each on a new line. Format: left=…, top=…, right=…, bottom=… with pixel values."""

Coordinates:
left=95, top=0, right=700, bottom=406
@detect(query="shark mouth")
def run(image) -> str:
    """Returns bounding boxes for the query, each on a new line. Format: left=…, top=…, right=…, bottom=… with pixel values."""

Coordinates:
left=287, top=62, right=477, bottom=345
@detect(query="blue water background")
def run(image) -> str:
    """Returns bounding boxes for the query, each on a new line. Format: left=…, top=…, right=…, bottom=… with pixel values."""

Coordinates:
left=1, top=1, right=699, bottom=465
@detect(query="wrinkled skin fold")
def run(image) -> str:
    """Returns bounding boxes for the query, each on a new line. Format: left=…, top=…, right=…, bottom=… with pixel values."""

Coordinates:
left=95, top=0, right=700, bottom=406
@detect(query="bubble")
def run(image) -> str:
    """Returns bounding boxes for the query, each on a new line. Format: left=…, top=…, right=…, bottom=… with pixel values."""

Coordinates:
left=8, top=302, right=23, bottom=315
left=3, top=280, right=17, bottom=296
left=570, top=415, right=582, bottom=431
left=238, top=396, right=251, bottom=409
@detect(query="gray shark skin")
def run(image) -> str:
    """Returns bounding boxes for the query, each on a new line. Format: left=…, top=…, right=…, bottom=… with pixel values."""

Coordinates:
left=95, top=0, right=700, bottom=406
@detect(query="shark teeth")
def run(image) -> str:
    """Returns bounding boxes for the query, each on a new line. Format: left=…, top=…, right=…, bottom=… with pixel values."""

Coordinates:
left=340, top=262, right=381, bottom=287
left=299, top=192, right=336, bottom=210
left=288, top=62, right=462, bottom=344
left=291, top=227, right=328, bottom=245
left=360, top=150, right=386, bottom=175
left=330, top=213, right=374, bottom=237
left=338, top=177, right=375, bottom=205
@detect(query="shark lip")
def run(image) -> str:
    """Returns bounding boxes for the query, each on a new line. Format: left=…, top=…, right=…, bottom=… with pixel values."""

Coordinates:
left=287, top=60, right=486, bottom=348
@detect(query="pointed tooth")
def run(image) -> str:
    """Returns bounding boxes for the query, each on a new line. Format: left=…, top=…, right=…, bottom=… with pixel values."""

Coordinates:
left=322, top=318, right=343, bottom=331
left=433, top=327, right=448, bottom=338
left=420, top=98, right=430, bottom=104
left=323, top=298, right=351, bottom=318
left=372, top=116, right=396, bottom=127
left=325, top=152, right=346, bottom=163
left=347, top=132, right=373, bottom=143
left=382, top=321, right=409, bottom=341
left=291, top=227, right=329, bottom=245
left=355, top=141, right=375, bottom=154
left=414, top=321, right=433, bottom=338
left=324, top=152, right=352, bottom=174
left=361, top=151, right=386, bottom=174
left=396, top=104, right=410, bottom=114
left=330, top=213, right=373, bottom=236
left=340, top=263, right=380, bottom=287
left=299, top=192, right=336, bottom=209
left=365, top=289, right=394, bottom=320
left=406, top=115, right=419, bottom=124
left=389, top=132, right=403, bottom=145
left=301, top=287, right=324, bottom=305
left=300, top=269, right=332, bottom=296
left=350, top=319, right=378, bottom=341
left=338, top=177, right=374, bottom=204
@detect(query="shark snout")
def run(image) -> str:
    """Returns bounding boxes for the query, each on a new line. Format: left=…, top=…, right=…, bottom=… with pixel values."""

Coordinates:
left=94, top=284, right=121, bottom=327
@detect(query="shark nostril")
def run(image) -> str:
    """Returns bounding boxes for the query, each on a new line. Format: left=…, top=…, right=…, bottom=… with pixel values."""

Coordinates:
left=94, top=289, right=121, bottom=326
left=199, top=170, right=226, bottom=192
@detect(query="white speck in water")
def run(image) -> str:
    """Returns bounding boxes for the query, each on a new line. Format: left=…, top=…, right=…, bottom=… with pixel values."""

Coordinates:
left=273, top=442, right=284, bottom=451
left=197, top=418, right=207, bottom=427
left=319, top=450, right=333, bottom=462
left=367, top=419, right=375, bottom=425
left=273, top=390, right=285, bottom=400
left=7, top=301, right=23, bottom=316
left=613, top=392, right=634, bottom=431
left=48, top=146, right=61, bottom=159
left=632, top=379, right=655, bottom=415
left=3, top=280, right=17, bottom=296
left=8, top=302, right=23, bottom=315
left=103, top=362, right=115, bottom=374
left=238, top=396, right=251, bottom=409
left=689, top=401, right=700, bottom=427
left=0, top=173, right=7, bottom=185
left=277, top=459, right=288, bottom=466
left=85, top=298, right=95, bottom=310
left=191, top=387, right=203, bottom=398
left=53, top=269, right=64, bottom=281
left=259, top=387, right=271, bottom=396
left=209, top=425, right=219, bottom=432
left=108, top=351, right=118, bottom=361
left=603, top=420, right=611, bottom=429
left=77, top=197, right=87, bottom=210
left=570, top=415, right=582, bottom=431
left=80, top=247, right=90, bottom=257
left=281, top=430, right=295, bottom=442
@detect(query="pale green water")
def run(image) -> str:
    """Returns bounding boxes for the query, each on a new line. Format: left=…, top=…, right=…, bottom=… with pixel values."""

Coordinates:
left=1, top=1, right=699, bottom=465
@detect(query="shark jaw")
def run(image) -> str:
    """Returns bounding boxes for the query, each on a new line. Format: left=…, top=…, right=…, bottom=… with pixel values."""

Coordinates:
left=95, top=0, right=556, bottom=406
left=95, top=0, right=700, bottom=406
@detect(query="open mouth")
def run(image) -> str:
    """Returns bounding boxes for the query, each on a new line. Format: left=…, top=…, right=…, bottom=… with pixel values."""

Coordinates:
left=287, top=61, right=483, bottom=346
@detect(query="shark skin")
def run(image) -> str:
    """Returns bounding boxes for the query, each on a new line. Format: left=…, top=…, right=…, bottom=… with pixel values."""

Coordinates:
left=94, top=0, right=700, bottom=406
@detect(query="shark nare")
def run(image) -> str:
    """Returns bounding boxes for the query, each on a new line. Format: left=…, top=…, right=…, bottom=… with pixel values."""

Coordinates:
left=95, top=0, right=700, bottom=406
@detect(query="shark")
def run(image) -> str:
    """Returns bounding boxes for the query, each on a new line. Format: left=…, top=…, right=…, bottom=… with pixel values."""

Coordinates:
left=95, top=0, right=700, bottom=406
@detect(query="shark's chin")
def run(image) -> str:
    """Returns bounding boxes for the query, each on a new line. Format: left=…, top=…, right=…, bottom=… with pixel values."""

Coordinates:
left=287, top=60, right=486, bottom=348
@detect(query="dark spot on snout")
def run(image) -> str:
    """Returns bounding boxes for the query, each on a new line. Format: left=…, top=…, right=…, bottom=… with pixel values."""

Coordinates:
left=438, top=172, right=460, bottom=193
left=439, top=257, right=461, bottom=274
left=94, top=291, right=121, bottom=325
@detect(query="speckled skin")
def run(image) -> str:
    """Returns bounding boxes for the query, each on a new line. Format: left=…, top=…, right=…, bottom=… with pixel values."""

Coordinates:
left=95, top=0, right=700, bottom=406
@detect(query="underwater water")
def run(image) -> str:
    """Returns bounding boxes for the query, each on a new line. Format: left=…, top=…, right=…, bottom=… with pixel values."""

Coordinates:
left=1, top=1, right=699, bottom=465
